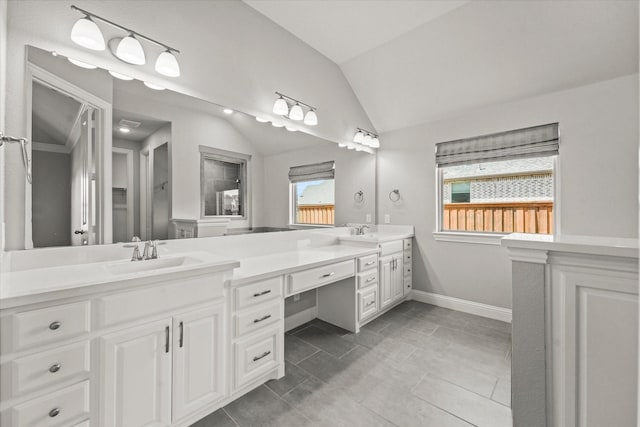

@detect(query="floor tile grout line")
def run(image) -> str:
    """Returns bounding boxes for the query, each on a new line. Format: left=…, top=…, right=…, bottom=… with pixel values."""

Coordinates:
left=221, top=407, right=241, bottom=427
left=414, top=371, right=509, bottom=406
left=291, top=347, right=322, bottom=366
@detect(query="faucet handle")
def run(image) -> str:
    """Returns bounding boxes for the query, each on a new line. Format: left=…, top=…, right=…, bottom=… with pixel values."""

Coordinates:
left=130, top=245, right=142, bottom=261
left=151, top=240, right=159, bottom=259
left=132, top=236, right=141, bottom=242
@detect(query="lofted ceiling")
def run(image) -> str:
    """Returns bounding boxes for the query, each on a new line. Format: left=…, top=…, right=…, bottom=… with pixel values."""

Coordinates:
left=32, top=81, right=83, bottom=146
left=244, top=0, right=639, bottom=133
left=112, top=109, right=170, bottom=143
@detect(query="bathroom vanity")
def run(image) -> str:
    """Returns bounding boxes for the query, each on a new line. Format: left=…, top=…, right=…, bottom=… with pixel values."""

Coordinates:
left=0, top=227, right=414, bottom=427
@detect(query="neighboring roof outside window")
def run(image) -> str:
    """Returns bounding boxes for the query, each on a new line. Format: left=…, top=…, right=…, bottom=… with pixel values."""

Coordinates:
left=297, top=179, right=335, bottom=205
left=443, top=157, right=554, bottom=181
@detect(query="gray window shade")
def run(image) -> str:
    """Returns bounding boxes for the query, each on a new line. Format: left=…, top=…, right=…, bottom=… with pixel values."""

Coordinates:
left=436, top=123, right=559, bottom=166
left=289, top=161, right=335, bottom=183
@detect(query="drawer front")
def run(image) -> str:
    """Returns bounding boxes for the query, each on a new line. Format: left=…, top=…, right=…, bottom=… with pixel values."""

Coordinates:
left=288, top=260, right=354, bottom=295
left=380, top=241, right=403, bottom=256
left=96, top=274, right=224, bottom=328
left=234, top=277, right=282, bottom=311
left=234, top=327, right=280, bottom=389
left=12, top=302, right=90, bottom=352
left=403, top=252, right=412, bottom=265
left=403, top=239, right=412, bottom=250
left=357, top=270, right=378, bottom=290
left=357, top=254, right=378, bottom=272
left=10, top=380, right=90, bottom=427
left=404, top=276, right=413, bottom=291
left=358, top=288, right=378, bottom=321
left=73, top=421, right=90, bottom=427
left=234, top=301, right=281, bottom=338
left=5, top=341, right=90, bottom=398
left=404, top=265, right=412, bottom=277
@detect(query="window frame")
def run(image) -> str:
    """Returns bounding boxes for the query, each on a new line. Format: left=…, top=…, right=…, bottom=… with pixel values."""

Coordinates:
left=289, top=178, right=336, bottom=227
left=434, top=156, right=559, bottom=245
left=199, top=146, right=251, bottom=220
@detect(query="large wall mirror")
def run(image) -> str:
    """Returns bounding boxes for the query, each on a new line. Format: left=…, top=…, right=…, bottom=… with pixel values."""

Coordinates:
left=20, top=45, right=377, bottom=249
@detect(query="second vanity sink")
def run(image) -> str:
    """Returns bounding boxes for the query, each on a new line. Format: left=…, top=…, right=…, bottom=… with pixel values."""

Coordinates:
left=106, top=255, right=201, bottom=275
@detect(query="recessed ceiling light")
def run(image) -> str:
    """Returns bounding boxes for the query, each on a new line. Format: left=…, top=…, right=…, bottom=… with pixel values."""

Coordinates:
left=255, top=117, right=269, bottom=123
left=143, top=81, right=165, bottom=90
left=108, top=70, right=133, bottom=80
left=223, top=108, right=233, bottom=115
left=67, top=57, right=97, bottom=69
left=119, top=127, right=131, bottom=133
left=271, top=122, right=285, bottom=128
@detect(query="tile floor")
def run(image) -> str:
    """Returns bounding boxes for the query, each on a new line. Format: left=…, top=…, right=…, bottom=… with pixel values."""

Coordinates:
left=192, top=301, right=512, bottom=427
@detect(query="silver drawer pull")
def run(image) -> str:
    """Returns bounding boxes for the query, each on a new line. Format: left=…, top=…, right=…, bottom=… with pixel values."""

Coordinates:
left=365, top=261, right=375, bottom=266
left=366, top=277, right=375, bottom=282
left=321, top=272, right=335, bottom=278
left=253, top=290, right=271, bottom=297
left=49, top=408, right=60, bottom=418
left=366, top=301, right=376, bottom=307
left=253, top=314, right=272, bottom=324
left=49, top=321, right=61, bottom=331
left=253, top=350, right=271, bottom=362
left=407, top=269, right=411, bottom=272
left=49, top=364, right=61, bottom=373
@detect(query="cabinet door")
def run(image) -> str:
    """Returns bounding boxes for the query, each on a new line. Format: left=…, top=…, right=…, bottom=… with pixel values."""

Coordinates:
left=391, top=257, right=404, bottom=301
left=172, top=304, right=225, bottom=421
left=379, top=255, right=395, bottom=309
left=100, top=318, right=172, bottom=427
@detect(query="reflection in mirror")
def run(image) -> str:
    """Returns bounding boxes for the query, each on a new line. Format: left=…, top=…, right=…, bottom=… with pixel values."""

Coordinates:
left=22, top=44, right=376, bottom=250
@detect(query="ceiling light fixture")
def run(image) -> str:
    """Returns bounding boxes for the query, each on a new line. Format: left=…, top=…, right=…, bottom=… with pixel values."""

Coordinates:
left=223, top=108, right=233, bottom=115
left=272, top=92, right=318, bottom=126
left=108, top=70, right=134, bottom=80
left=67, top=57, right=97, bottom=69
left=353, top=131, right=365, bottom=143
left=143, top=81, right=165, bottom=90
left=70, top=5, right=181, bottom=75
left=349, top=128, right=380, bottom=150
left=119, top=127, right=131, bottom=133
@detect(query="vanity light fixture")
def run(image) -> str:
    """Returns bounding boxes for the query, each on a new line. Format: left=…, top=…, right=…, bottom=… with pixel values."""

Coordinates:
left=67, top=57, right=97, bottom=69
left=108, top=70, right=134, bottom=80
left=255, top=117, right=269, bottom=123
left=285, top=126, right=297, bottom=132
left=338, top=143, right=348, bottom=148
left=223, top=108, right=234, bottom=115
left=143, top=81, right=165, bottom=90
left=70, top=5, right=181, bottom=76
left=353, top=131, right=365, bottom=143
left=272, top=92, right=318, bottom=126
left=271, top=122, right=285, bottom=128
left=350, top=128, right=380, bottom=150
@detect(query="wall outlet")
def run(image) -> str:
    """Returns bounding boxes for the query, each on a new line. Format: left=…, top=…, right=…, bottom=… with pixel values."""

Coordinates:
left=365, top=213, right=372, bottom=223
left=384, top=214, right=391, bottom=223
left=293, top=294, right=301, bottom=302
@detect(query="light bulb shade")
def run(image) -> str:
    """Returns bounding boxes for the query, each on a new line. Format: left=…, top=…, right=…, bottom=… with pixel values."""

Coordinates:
left=273, top=97, right=289, bottom=115
left=155, top=50, right=180, bottom=77
left=303, top=110, right=318, bottom=126
left=370, top=137, right=380, bottom=148
left=363, top=134, right=372, bottom=146
left=272, top=122, right=285, bottom=128
left=289, top=104, right=304, bottom=121
left=71, top=17, right=105, bottom=51
left=116, top=35, right=146, bottom=65
left=353, top=131, right=365, bottom=143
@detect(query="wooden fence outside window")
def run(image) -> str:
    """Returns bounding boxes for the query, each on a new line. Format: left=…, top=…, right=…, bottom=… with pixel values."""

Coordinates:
left=443, top=201, right=553, bottom=234
left=297, top=204, right=335, bottom=225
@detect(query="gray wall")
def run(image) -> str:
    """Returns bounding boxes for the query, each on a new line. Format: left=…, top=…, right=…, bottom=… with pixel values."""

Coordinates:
left=113, top=138, right=141, bottom=238
left=285, top=290, right=317, bottom=318
left=32, top=150, right=71, bottom=247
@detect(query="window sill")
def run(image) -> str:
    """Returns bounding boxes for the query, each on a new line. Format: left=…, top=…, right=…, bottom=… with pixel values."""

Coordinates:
left=288, top=224, right=335, bottom=229
left=433, top=231, right=507, bottom=246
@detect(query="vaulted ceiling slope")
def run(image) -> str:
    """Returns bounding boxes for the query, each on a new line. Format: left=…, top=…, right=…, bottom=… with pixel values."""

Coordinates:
left=245, top=1, right=639, bottom=134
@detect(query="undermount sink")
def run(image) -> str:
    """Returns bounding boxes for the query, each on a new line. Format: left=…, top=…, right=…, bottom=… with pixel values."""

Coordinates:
left=106, top=255, right=200, bottom=275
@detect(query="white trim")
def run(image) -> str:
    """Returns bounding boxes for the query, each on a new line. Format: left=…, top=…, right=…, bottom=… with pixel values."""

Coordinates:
left=505, top=247, right=549, bottom=264
left=412, top=289, right=512, bottom=323
left=32, top=141, right=71, bottom=154
left=284, top=305, right=318, bottom=332
left=112, top=147, right=135, bottom=241
left=433, top=231, right=505, bottom=245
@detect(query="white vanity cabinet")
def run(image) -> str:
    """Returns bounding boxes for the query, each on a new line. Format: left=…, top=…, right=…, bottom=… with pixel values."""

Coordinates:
left=379, top=241, right=405, bottom=309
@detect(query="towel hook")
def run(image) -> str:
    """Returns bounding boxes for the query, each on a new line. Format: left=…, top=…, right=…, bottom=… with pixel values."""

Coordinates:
left=389, top=189, right=400, bottom=202
left=354, top=190, right=364, bottom=203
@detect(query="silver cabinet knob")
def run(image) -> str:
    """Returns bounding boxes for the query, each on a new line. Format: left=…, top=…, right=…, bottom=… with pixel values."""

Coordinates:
left=49, top=408, right=60, bottom=417
left=49, top=364, right=61, bottom=373
left=49, top=321, right=61, bottom=330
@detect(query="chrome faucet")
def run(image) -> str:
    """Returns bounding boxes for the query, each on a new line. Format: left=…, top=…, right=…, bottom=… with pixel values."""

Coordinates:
left=357, top=225, right=370, bottom=235
left=126, top=236, right=143, bottom=261
left=142, top=240, right=162, bottom=260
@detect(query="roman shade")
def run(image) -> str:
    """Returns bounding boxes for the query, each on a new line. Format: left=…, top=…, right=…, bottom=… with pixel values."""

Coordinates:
left=435, top=123, right=559, bottom=166
left=288, top=161, right=335, bottom=183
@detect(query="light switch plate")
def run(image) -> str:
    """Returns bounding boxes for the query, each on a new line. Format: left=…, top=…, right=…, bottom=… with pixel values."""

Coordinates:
left=365, top=214, right=372, bottom=223
left=384, top=214, right=391, bottom=223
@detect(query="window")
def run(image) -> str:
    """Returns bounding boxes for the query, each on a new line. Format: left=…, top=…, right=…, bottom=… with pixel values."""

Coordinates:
left=200, top=146, right=250, bottom=218
left=436, top=123, right=558, bottom=236
left=289, top=161, right=335, bottom=225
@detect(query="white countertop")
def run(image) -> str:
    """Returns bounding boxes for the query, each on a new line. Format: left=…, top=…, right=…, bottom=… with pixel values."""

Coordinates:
left=229, top=245, right=379, bottom=285
left=501, top=233, right=638, bottom=259
left=338, top=231, right=414, bottom=244
left=0, top=251, right=239, bottom=309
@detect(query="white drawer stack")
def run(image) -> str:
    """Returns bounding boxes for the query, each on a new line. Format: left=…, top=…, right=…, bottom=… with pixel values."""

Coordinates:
left=356, top=253, right=379, bottom=322
left=403, top=238, right=413, bottom=292
left=231, top=277, right=284, bottom=393
left=0, top=301, right=92, bottom=427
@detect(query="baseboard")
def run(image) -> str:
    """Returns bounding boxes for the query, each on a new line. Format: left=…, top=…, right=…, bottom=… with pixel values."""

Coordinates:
left=412, top=290, right=512, bottom=323
left=284, top=305, right=318, bottom=332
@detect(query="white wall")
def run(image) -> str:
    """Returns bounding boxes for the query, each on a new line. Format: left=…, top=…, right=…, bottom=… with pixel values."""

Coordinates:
left=0, top=0, right=7, bottom=250
left=378, top=74, right=639, bottom=309
left=263, top=143, right=376, bottom=227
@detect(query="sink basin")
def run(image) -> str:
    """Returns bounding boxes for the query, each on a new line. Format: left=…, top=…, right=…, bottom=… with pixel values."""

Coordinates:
left=106, top=255, right=200, bottom=275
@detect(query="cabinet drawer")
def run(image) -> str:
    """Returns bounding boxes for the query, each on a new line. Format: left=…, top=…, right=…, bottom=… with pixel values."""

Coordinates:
left=234, top=327, right=281, bottom=389
left=403, top=239, right=412, bottom=250
left=404, top=265, right=412, bottom=277
left=3, top=341, right=90, bottom=398
left=357, top=270, right=378, bottom=290
left=380, top=241, right=403, bottom=256
left=73, top=421, right=90, bottom=427
left=96, top=274, right=224, bottom=328
left=234, top=301, right=281, bottom=338
left=403, top=252, right=412, bottom=265
left=404, top=276, right=413, bottom=290
left=358, top=288, right=378, bottom=321
left=287, top=260, right=354, bottom=295
left=9, top=380, right=90, bottom=427
left=9, top=302, right=90, bottom=352
left=357, top=254, right=378, bottom=272
left=234, top=277, right=282, bottom=311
